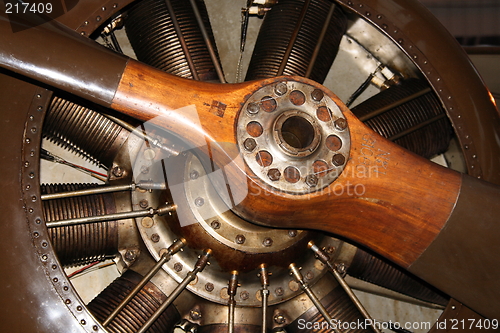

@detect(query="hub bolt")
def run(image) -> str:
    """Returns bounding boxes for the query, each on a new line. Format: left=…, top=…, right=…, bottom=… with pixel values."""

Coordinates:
left=305, top=174, right=318, bottom=187
left=332, top=154, right=346, bottom=166
left=247, top=102, right=260, bottom=115
left=243, top=138, right=257, bottom=152
left=335, top=118, right=347, bottom=130
left=274, top=82, right=288, bottom=96
left=311, top=89, right=324, bottom=101
left=267, top=168, right=281, bottom=181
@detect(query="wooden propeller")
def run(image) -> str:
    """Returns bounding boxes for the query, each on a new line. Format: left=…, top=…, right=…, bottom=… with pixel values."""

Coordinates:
left=1, top=15, right=500, bottom=319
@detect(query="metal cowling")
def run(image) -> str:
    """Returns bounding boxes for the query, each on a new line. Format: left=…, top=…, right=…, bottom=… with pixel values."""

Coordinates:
left=43, top=96, right=130, bottom=168
left=287, top=284, right=373, bottom=333
left=347, top=248, right=449, bottom=306
left=125, top=0, right=220, bottom=81
left=352, top=79, right=453, bottom=159
left=87, top=270, right=180, bottom=333
left=42, top=183, right=119, bottom=267
left=245, top=0, right=347, bottom=83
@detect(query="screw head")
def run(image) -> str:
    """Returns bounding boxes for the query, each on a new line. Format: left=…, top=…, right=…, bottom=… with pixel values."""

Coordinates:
left=275, top=287, right=284, bottom=296
left=332, top=154, right=346, bottom=166
left=247, top=102, right=260, bottom=115
left=243, top=138, right=257, bottom=152
left=189, top=170, right=199, bottom=180
left=124, top=250, right=137, bottom=261
left=190, top=310, right=202, bottom=321
left=195, top=197, right=205, bottom=207
left=205, top=282, right=214, bottom=292
left=151, top=233, right=160, bottom=243
left=335, top=118, right=347, bottom=130
left=174, top=262, right=183, bottom=272
left=112, top=166, right=124, bottom=178
left=288, top=230, right=297, bottom=237
left=240, top=291, right=250, bottom=300
left=274, top=314, right=286, bottom=324
left=267, top=168, right=281, bottom=181
left=235, top=234, right=246, bottom=244
left=211, top=220, right=221, bottom=229
left=305, top=174, right=318, bottom=187
left=274, top=82, right=288, bottom=96
left=139, top=199, right=149, bottom=208
left=311, top=89, right=324, bottom=101
left=262, top=237, right=273, bottom=247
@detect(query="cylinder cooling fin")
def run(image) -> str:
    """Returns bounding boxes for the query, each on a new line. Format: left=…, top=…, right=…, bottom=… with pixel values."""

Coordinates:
left=0, top=0, right=498, bottom=332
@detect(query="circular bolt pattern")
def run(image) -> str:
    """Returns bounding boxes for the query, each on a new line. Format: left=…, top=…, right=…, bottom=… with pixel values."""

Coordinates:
left=313, top=160, right=329, bottom=178
left=256, top=151, right=273, bottom=167
left=211, top=220, right=221, bottom=229
left=262, top=237, right=273, bottom=247
left=243, top=138, right=257, bottom=152
left=235, top=234, right=246, bottom=244
left=247, top=102, right=260, bottom=114
left=305, top=174, right=319, bottom=187
left=283, top=166, right=300, bottom=183
left=332, top=154, right=346, bottom=166
left=267, top=168, right=281, bottom=181
left=326, top=135, right=342, bottom=151
left=274, top=82, right=288, bottom=96
left=261, top=96, right=277, bottom=112
left=311, top=89, right=324, bottom=102
left=316, top=106, right=332, bottom=122
left=335, top=118, right=347, bottom=130
left=246, top=121, right=264, bottom=137
left=289, top=90, right=306, bottom=106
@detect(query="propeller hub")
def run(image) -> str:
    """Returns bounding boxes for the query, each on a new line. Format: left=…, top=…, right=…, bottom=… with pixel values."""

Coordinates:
left=237, top=79, right=350, bottom=194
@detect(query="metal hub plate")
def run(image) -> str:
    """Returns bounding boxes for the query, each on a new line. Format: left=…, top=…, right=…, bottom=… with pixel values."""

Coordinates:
left=237, top=80, right=350, bottom=194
